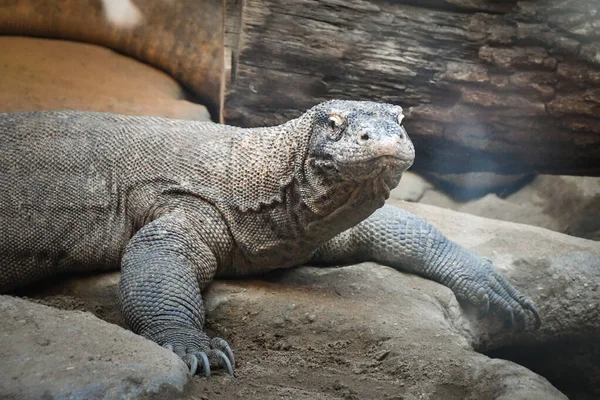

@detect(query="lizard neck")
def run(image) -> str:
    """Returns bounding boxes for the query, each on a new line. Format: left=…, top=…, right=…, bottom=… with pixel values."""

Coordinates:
left=290, top=137, right=394, bottom=239
left=223, top=118, right=305, bottom=213
left=293, top=163, right=391, bottom=238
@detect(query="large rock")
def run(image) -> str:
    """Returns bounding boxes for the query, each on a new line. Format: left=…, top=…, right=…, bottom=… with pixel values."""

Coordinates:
left=419, top=172, right=533, bottom=201
left=21, top=202, right=600, bottom=399
left=392, top=173, right=600, bottom=241
left=506, top=175, right=600, bottom=240
left=0, top=295, right=190, bottom=400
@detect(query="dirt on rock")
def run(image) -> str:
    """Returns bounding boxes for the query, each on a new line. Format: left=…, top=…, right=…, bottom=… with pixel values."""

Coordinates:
left=0, top=295, right=189, bottom=400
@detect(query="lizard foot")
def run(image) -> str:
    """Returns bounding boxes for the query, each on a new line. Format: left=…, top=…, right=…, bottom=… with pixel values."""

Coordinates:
left=451, top=258, right=541, bottom=331
left=152, top=327, right=235, bottom=377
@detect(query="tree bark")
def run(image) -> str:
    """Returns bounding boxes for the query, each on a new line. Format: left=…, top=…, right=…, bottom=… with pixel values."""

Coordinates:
left=223, top=0, right=600, bottom=176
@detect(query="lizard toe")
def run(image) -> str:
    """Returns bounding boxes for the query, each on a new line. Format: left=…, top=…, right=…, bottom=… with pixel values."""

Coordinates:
left=472, top=267, right=540, bottom=331
left=184, top=352, right=211, bottom=377
left=454, top=259, right=541, bottom=331
left=472, top=287, right=490, bottom=319
left=492, top=273, right=539, bottom=331
left=491, top=270, right=542, bottom=330
left=487, top=290, right=515, bottom=326
left=146, top=326, right=233, bottom=376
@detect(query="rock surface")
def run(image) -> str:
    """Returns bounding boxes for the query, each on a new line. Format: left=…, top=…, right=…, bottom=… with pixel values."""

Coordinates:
left=0, top=36, right=211, bottom=121
left=0, top=295, right=190, bottom=400
left=420, top=172, right=533, bottom=201
left=392, top=173, right=600, bottom=241
left=17, top=202, right=600, bottom=399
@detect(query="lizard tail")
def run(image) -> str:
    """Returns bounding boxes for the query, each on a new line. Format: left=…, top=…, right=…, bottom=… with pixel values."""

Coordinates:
left=0, top=0, right=224, bottom=117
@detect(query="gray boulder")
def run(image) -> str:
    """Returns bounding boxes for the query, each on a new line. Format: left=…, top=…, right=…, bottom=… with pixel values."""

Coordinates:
left=392, top=173, right=600, bottom=241
left=0, top=296, right=190, bottom=400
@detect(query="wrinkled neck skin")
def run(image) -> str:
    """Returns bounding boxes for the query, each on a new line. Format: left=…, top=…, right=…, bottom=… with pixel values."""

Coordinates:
left=296, top=156, right=402, bottom=239
left=288, top=112, right=404, bottom=241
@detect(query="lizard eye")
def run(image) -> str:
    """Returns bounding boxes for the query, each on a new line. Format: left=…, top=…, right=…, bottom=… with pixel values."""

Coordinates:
left=327, top=113, right=346, bottom=140
left=328, top=114, right=344, bottom=129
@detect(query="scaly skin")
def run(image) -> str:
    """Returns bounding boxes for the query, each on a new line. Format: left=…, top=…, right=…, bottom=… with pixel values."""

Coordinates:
left=0, top=101, right=540, bottom=376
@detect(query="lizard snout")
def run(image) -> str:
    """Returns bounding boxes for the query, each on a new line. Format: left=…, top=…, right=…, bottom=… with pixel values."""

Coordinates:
left=358, top=125, right=414, bottom=161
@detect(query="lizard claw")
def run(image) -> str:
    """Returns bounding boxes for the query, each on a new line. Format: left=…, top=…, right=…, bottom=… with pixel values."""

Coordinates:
left=475, top=288, right=489, bottom=319
left=524, top=300, right=541, bottom=330
left=187, top=354, right=198, bottom=376
left=185, top=352, right=211, bottom=376
left=198, top=352, right=211, bottom=377
left=147, top=326, right=234, bottom=377
left=212, top=337, right=235, bottom=367
left=225, top=344, right=235, bottom=367
left=215, top=350, right=234, bottom=376
left=503, top=308, right=515, bottom=329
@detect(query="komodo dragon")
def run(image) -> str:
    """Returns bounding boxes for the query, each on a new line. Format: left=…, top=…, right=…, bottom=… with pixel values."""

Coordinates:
left=0, top=100, right=540, bottom=376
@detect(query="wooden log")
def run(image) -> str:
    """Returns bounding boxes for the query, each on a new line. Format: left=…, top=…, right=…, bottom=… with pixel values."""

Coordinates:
left=223, top=0, right=600, bottom=176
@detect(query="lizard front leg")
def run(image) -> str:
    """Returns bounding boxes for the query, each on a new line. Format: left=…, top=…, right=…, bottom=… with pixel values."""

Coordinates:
left=311, top=204, right=541, bottom=330
left=119, top=208, right=234, bottom=376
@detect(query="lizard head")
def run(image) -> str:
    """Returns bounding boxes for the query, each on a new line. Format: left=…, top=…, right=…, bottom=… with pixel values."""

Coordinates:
left=305, top=100, right=415, bottom=192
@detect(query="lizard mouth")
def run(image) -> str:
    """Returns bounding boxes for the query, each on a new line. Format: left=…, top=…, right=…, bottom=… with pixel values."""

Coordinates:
left=309, top=154, right=413, bottom=180
left=341, top=155, right=414, bottom=170
left=327, top=155, right=412, bottom=186
left=375, top=154, right=414, bottom=164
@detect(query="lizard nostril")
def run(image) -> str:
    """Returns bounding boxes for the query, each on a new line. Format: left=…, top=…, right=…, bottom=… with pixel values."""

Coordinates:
left=399, top=133, right=404, bottom=139
left=360, top=133, right=370, bottom=141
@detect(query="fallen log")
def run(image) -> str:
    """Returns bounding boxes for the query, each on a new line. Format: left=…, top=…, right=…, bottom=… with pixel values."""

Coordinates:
left=222, top=0, right=600, bottom=175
